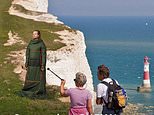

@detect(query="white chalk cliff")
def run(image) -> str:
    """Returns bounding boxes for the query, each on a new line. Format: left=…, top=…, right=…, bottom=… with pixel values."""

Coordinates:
left=9, top=0, right=94, bottom=95
left=9, top=0, right=63, bottom=24
left=12, top=0, right=48, bottom=13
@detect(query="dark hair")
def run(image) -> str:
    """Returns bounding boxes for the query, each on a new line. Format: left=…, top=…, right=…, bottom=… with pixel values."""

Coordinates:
left=98, top=64, right=110, bottom=78
left=33, top=30, right=41, bottom=36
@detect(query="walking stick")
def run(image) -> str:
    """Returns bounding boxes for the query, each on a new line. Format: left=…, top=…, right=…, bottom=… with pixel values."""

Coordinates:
left=47, top=68, right=64, bottom=81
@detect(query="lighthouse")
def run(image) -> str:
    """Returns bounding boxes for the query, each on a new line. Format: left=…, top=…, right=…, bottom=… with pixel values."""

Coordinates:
left=137, top=56, right=151, bottom=92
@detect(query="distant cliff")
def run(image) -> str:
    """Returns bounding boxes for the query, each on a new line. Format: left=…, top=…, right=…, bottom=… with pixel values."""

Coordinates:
left=9, top=0, right=94, bottom=94
left=11, top=0, right=48, bottom=12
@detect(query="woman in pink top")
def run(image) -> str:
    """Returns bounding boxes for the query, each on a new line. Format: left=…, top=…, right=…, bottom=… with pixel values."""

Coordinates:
left=60, top=72, right=93, bottom=115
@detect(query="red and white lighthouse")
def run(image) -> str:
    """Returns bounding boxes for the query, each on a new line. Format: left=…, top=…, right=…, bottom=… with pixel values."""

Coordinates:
left=137, top=56, right=151, bottom=92
left=143, top=56, right=151, bottom=88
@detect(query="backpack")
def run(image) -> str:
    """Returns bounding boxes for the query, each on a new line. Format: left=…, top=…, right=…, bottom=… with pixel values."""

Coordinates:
left=101, top=79, right=127, bottom=111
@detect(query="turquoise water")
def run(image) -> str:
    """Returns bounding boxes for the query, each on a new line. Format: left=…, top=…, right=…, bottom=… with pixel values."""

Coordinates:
left=51, top=16, right=154, bottom=111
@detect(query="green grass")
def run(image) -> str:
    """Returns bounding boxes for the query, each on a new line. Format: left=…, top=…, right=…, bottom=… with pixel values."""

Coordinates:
left=0, top=0, right=70, bottom=114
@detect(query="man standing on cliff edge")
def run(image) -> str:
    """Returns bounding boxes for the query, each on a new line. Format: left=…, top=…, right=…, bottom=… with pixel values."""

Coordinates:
left=21, top=30, right=47, bottom=98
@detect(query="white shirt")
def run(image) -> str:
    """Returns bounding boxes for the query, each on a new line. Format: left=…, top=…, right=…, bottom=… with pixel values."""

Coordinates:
left=96, top=78, right=119, bottom=104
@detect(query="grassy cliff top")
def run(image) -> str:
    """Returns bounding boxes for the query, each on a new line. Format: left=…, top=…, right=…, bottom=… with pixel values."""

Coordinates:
left=0, top=0, right=75, bottom=50
left=0, top=0, right=70, bottom=114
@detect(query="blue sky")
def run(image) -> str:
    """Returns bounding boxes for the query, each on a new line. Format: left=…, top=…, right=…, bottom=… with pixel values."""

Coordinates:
left=48, top=0, right=154, bottom=16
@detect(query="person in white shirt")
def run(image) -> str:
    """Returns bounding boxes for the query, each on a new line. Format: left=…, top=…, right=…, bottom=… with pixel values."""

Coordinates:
left=96, top=64, right=122, bottom=114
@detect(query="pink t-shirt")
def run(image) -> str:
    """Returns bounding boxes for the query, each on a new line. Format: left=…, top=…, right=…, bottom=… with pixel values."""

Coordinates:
left=64, top=88, right=92, bottom=108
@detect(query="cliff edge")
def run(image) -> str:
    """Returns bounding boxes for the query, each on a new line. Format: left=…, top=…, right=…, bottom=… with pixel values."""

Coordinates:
left=8, top=0, right=94, bottom=95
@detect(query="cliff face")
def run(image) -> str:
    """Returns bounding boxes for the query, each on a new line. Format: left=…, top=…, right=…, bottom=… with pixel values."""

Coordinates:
left=12, top=0, right=48, bottom=12
left=46, top=30, right=94, bottom=92
left=9, top=0, right=94, bottom=93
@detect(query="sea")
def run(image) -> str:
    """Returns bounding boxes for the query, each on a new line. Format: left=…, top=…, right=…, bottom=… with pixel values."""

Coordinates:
left=50, top=14, right=154, bottom=113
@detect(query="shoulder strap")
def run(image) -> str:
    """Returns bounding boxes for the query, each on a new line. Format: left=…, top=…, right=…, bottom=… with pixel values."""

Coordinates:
left=111, top=79, right=116, bottom=84
left=101, top=79, right=115, bottom=87
left=101, top=79, right=119, bottom=92
left=100, top=80, right=111, bottom=105
left=101, top=81, right=109, bottom=87
left=111, top=79, right=121, bottom=89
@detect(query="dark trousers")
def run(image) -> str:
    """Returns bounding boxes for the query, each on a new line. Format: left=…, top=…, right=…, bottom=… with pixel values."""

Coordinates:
left=102, top=106, right=122, bottom=115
